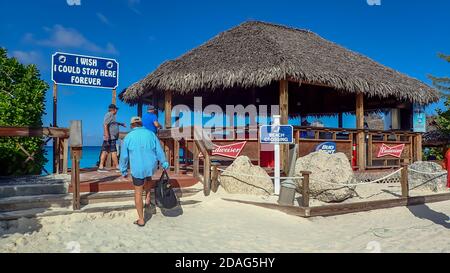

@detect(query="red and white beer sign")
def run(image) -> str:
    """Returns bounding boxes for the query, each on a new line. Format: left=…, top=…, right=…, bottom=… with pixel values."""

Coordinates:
left=377, top=143, right=405, bottom=158
left=199, top=142, right=247, bottom=159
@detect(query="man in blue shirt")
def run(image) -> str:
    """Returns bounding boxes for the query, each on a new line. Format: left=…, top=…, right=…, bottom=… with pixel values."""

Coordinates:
left=142, top=105, right=162, bottom=134
left=120, top=116, right=169, bottom=227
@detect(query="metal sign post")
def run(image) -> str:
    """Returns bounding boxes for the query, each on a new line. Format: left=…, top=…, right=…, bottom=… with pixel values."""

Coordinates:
left=260, top=116, right=294, bottom=195
left=52, top=83, right=58, bottom=174
left=273, top=116, right=281, bottom=195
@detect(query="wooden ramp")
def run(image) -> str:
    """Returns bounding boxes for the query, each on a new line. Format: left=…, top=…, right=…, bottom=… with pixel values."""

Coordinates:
left=69, top=168, right=200, bottom=193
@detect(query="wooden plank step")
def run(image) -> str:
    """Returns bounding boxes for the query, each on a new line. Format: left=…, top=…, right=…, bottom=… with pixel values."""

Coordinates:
left=0, top=183, right=67, bottom=198
left=0, top=199, right=202, bottom=221
left=72, top=169, right=199, bottom=193
left=0, top=187, right=203, bottom=212
left=0, top=194, right=71, bottom=212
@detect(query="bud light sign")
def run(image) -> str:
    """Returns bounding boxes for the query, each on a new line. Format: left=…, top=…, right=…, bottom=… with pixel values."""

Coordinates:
left=315, top=142, right=337, bottom=154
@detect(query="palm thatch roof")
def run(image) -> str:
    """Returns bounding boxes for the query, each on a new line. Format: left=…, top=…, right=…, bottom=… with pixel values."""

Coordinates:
left=423, top=130, right=449, bottom=147
left=120, top=21, right=439, bottom=106
left=423, top=116, right=450, bottom=147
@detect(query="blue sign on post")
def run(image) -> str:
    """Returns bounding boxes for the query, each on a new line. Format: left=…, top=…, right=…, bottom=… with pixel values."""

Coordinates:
left=52, top=52, right=119, bottom=89
left=260, top=125, right=294, bottom=144
left=413, top=104, right=426, bottom=133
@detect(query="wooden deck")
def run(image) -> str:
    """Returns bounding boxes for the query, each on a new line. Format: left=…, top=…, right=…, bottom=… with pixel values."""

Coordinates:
left=69, top=168, right=200, bottom=193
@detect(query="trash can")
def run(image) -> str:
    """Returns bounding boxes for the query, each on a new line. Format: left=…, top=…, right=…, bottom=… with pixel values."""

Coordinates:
left=278, top=179, right=298, bottom=206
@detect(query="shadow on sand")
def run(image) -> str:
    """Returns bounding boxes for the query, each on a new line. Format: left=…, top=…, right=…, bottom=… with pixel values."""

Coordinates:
left=0, top=217, right=43, bottom=238
left=144, top=186, right=196, bottom=222
left=408, top=204, right=450, bottom=229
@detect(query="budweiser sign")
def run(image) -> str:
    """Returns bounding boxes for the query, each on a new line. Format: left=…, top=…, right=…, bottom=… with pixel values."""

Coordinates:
left=199, top=142, right=247, bottom=159
left=377, top=144, right=405, bottom=158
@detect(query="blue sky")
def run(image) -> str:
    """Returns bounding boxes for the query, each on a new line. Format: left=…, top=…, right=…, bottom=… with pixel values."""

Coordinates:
left=1, top=0, right=449, bottom=145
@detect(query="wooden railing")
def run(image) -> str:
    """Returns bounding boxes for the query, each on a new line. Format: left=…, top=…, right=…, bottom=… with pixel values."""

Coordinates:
left=0, top=126, right=70, bottom=174
left=293, top=126, right=422, bottom=169
left=157, top=127, right=215, bottom=196
left=294, top=126, right=356, bottom=163
left=120, top=125, right=423, bottom=179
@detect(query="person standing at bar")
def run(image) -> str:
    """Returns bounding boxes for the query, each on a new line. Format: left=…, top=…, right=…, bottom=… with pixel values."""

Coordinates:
left=98, top=104, right=126, bottom=172
left=142, top=105, right=162, bottom=134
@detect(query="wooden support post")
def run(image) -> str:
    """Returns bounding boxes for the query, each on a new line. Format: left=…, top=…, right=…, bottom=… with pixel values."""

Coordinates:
left=356, top=93, right=366, bottom=170
left=195, top=139, right=211, bottom=196
left=368, top=133, right=373, bottom=167
left=52, top=83, right=58, bottom=174
left=137, top=101, right=143, bottom=118
left=211, top=162, right=220, bottom=193
left=164, top=90, right=172, bottom=129
left=183, top=140, right=189, bottom=165
left=62, top=138, right=69, bottom=174
left=401, top=162, right=409, bottom=198
left=69, top=121, right=83, bottom=211
left=414, top=134, right=423, bottom=162
left=55, top=138, right=61, bottom=174
left=203, top=154, right=211, bottom=197
left=193, top=142, right=199, bottom=178
left=71, top=148, right=81, bottom=210
left=112, top=88, right=117, bottom=105
left=279, top=80, right=289, bottom=174
left=174, top=139, right=180, bottom=174
left=301, top=171, right=311, bottom=207
left=338, top=112, right=343, bottom=128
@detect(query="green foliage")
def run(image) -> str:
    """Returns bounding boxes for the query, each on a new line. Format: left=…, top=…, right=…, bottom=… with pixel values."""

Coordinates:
left=428, top=53, right=450, bottom=94
left=423, top=147, right=445, bottom=161
left=435, top=99, right=450, bottom=136
left=0, top=47, right=48, bottom=175
left=430, top=53, right=450, bottom=138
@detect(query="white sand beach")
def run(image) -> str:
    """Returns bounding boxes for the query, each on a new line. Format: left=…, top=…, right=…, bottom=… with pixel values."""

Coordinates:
left=1, top=186, right=450, bottom=253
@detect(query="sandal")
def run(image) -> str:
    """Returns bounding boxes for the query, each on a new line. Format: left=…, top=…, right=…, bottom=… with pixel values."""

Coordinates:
left=133, top=220, right=145, bottom=227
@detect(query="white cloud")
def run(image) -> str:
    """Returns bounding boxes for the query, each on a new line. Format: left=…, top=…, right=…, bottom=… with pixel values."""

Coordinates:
left=96, top=12, right=112, bottom=26
left=11, top=50, right=43, bottom=66
left=128, top=0, right=141, bottom=15
left=24, top=25, right=118, bottom=55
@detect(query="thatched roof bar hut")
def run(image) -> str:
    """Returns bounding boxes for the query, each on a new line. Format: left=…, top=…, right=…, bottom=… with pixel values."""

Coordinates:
left=120, top=21, right=440, bottom=171
left=121, top=21, right=439, bottom=107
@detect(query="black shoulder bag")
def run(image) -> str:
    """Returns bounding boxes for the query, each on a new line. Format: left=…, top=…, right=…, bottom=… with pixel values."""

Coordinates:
left=155, top=170, right=178, bottom=209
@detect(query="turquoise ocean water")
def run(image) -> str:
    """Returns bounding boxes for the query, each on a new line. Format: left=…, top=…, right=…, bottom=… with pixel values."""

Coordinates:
left=43, top=146, right=102, bottom=174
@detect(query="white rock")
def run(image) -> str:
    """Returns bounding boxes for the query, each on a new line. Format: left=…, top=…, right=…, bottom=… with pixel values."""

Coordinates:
left=219, top=156, right=273, bottom=196
left=408, top=161, right=448, bottom=192
left=295, top=151, right=357, bottom=203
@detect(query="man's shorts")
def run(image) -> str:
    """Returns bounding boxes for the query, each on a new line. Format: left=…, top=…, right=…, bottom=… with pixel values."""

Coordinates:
left=101, top=140, right=117, bottom=153
left=132, top=176, right=152, bottom=187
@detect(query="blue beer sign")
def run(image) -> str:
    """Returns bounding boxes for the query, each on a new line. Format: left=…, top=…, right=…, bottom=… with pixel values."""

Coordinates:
left=315, top=142, right=337, bottom=154
left=51, top=52, right=119, bottom=89
left=260, top=125, right=294, bottom=144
